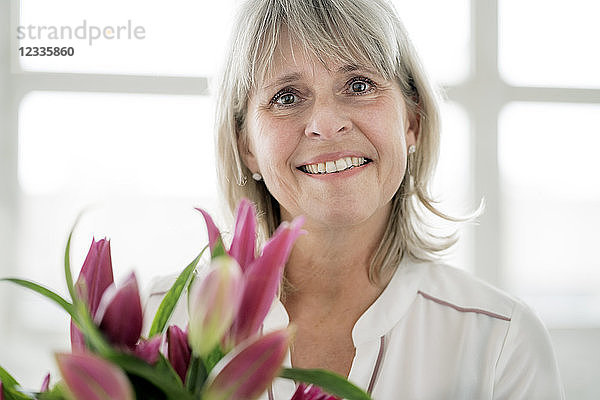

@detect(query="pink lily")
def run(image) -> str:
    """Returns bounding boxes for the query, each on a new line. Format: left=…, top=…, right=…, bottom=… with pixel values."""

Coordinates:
left=188, top=256, right=244, bottom=357
left=133, top=335, right=163, bottom=365
left=71, top=238, right=114, bottom=350
left=196, top=208, right=223, bottom=255
left=56, top=352, right=134, bottom=400
left=40, top=373, right=50, bottom=392
left=203, top=329, right=291, bottom=400
left=166, top=325, right=191, bottom=383
left=196, top=198, right=257, bottom=271
left=197, top=199, right=304, bottom=347
left=94, top=272, right=143, bottom=349
left=291, top=384, right=340, bottom=400
left=228, top=199, right=257, bottom=272
left=229, top=217, right=304, bottom=345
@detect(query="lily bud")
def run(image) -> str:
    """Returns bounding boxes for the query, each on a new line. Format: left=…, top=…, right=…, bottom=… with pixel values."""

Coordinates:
left=134, top=335, right=163, bottom=365
left=95, top=272, right=143, bottom=349
left=40, top=373, right=50, bottom=392
left=203, top=329, right=291, bottom=400
left=166, top=325, right=191, bottom=383
left=56, top=352, right=134, bottom=400
left=188, top=256, right=244, bottom=357
left=229, top=199, right=257, bottom=272
left=71, top=238, right=114, bottom=350
left=230, top=217, right=304, bottom=345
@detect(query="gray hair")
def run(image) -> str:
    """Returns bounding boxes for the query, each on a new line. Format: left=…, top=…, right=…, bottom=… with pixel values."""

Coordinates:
left=215, top=0, right=474, bottom=284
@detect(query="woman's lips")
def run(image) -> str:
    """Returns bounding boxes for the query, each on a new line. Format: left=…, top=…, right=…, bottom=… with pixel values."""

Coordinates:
left=298, top=156, right=371, bottom=175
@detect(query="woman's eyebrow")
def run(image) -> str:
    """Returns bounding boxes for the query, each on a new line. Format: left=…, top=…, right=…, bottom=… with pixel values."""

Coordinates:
left=337, top=64, right=378, bottom=75
left=264, top=72, right=303, bottom=89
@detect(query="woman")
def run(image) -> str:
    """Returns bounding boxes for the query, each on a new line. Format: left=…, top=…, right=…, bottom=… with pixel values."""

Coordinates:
left=150, top=0, right=564, bottom=398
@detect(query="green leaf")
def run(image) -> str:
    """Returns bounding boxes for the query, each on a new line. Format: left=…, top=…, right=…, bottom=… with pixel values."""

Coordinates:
left=0, top=369, right=37, bottom=400
left=106, top=353, right=193, bottom=400
left=0, top=365, right=20, bottom=388
left=210, top=237, right=227, bottom=259
left=1, top=386, right=37, bottom=400
left=184, top=356, right=207, bottom=396
left=72, top=300, right=113, bottom=356
left=37, top=384, right=67, bottom=400
left=280, top=368, right=372, bottom=400
left=202, top=345, right=225, bottom=375
left=0, top=367, right=34, bottom=399
left=148, top=247, right=206, bottom=337
left=0, top=279, right=74, bottom=320
left=64, top=214, right=84, bottom=304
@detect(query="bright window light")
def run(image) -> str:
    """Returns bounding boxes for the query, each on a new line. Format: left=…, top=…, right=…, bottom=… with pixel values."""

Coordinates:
left=499, top=0, right=600, bottom=88
left=392, top=0, right=470, bottom=85
left=18, top=91, right=216, bottom=197
left=499, top=102, right=600, bottom=306
left=432, top=101, right=474, bottom=272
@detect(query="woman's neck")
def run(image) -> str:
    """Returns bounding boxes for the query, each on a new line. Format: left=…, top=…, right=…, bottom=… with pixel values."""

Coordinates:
left=281, top=208, right=392, bottom=322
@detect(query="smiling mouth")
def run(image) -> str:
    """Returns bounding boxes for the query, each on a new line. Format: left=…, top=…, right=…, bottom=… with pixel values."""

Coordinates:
left=298, top=156, right=371, bottom=175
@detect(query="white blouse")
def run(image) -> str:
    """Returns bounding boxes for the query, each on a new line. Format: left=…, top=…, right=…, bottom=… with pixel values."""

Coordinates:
left=144, top=259, right=565, bottom=400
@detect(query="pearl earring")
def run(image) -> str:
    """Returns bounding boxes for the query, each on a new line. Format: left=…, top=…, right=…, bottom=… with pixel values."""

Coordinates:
left=252, top=172, right=262, bottom=181
left=408, top=144, right=416, bottom=154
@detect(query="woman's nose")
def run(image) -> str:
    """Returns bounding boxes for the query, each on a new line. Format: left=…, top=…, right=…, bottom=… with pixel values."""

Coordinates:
left=304, top=98, right=351, bottom=139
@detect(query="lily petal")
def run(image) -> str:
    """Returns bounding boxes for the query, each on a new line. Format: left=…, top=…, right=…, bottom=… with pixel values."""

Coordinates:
left=196, top=208, right=222, bottom=253
left=56, top=352, right=134, bottom=400
left=76, top=238, right=114, bottom=316
left=134, top=335, right=163, bottom=365
left=188, top=256, right=244, bottom=357
left=230, top=217, right=304, bottom=344
left=204, top=329, right=291, bottom=400
left=40, top=373, right=50, bottom=392
left=71, top=238, right=114, bottom=350
left=95, top=272, right=143, bottom=348
left=166, top=325, right=191, bottom=383
left=291, top=384, right=340, bottom=400
left=229, top=199, right=257, bottom=272
left=70, top=320, right=86, bottom=351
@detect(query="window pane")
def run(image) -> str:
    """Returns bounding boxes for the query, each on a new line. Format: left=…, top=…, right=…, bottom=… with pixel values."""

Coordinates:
left=18, top=0, right=236, bottom=76
left=18, top=90, right=220, bottom=291
left=432, top=102, right=474, bottom=272
left=499, top=102, right=600, bottom=324
left=392, top=0, right=470, bottom=85
left=499, top=0, right=600, bottom=88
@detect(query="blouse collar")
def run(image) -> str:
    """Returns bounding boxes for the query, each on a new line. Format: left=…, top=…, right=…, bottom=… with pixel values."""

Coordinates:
left=351, top=257, right=424, bottom=346
left=263, top=257, right=424, bottom=347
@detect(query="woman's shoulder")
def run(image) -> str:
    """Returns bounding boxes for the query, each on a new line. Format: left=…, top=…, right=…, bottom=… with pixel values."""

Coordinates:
left=409, top=260, right=523, bottom=324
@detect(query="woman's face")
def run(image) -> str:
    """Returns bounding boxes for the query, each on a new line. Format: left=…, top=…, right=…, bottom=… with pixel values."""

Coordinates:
left=241, top=35, right=418, bottom=230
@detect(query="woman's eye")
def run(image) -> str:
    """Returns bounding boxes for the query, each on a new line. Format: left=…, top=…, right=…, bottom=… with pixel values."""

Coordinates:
left=271, top=88, right=300, bottom=107
left=278, top=93, right=297, bottom=105
left=347, top=77, right=375, bottom=94
left=351, top=81, right=368, bottom=93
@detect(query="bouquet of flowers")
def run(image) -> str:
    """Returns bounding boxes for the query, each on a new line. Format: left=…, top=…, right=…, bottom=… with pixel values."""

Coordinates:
left=0, top=199, right=371, bottom=400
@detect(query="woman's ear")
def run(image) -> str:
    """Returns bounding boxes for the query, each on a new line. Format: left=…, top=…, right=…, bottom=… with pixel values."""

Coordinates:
left=237, top=131, right=259, bottom=173
left=405, top=109, right=420, bottom=147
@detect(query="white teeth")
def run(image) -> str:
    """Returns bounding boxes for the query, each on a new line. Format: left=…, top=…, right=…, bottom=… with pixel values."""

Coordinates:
left=302, top=156, right=368, bottom=174
left=335, top=159, right=347, bottom=170
left=325, top=161, right=336, bottom=173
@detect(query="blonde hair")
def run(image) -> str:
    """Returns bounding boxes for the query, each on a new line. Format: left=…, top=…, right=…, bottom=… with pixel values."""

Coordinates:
left=215, top=0, right=475, bottom=284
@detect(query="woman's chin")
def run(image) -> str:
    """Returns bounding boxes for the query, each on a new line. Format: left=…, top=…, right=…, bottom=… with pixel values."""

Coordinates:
left=301, top=202, right=390, bottom=233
